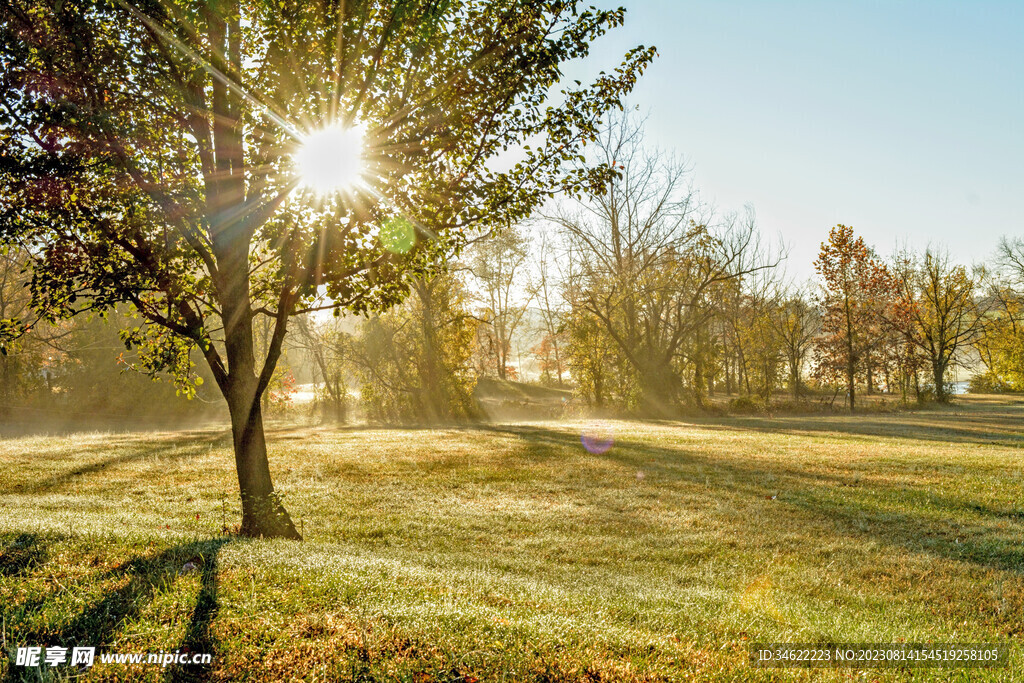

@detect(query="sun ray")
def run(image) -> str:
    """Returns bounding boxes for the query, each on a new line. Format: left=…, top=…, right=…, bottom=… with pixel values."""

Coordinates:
left=118, top=0, right=304, bottom=143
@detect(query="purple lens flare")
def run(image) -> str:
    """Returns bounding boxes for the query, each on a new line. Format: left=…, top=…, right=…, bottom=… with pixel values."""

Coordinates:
left=580, top=422, right=615, bottom=454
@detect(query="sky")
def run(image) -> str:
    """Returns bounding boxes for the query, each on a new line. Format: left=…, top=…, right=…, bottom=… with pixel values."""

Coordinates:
left=569, top=1, right=1023, bottom=280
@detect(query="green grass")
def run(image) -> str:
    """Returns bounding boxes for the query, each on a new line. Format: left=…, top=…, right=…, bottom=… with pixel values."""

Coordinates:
left=2, top=396, right=1023, bottom=681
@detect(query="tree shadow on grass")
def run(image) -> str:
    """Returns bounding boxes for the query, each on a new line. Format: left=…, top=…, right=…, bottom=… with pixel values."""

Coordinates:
left=0, top=534, right=64, bottom=652
left=3, top=538, right=229, bottom=683
left=2, top=432, right=229, bottom=497
left=479, top=423, right=1024, bottom=577
left=683, top=399, right=1024, bottom=447
left=0, top=414, right=229, bottom=439
left=164, top=540, right=224, bottom=683
left=0, top=533, right=52, bottom=577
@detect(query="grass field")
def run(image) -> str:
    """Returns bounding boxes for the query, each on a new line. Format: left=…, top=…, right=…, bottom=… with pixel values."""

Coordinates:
left=2, top=395, right=1023, bottom=681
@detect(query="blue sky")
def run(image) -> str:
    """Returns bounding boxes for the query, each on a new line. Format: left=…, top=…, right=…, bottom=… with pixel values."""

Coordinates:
left=573, top=1, right=1023, bottom=279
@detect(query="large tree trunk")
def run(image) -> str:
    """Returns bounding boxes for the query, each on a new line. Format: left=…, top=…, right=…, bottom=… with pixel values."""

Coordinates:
left=226, top=379, right=301, bottom=539
left=639, top=360, right=678, bottom=417
left=789, top=357, right=800, bottom=399
left=218, top=284, right=301, bottom=539
left=212, top=183, right=299, bottom=538
left=203, top=1, right=299, bottom=539
left=933, top=359, right=948, bottom=402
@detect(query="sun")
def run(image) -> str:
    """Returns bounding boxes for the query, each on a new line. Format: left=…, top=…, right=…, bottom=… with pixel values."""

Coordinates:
left=295, top=125, right=366, bottom=194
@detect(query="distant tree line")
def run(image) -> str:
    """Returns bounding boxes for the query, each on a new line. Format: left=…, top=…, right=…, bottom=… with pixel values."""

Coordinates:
left=285, top=114, right=1023, bottom=420
left=5, top=115, right=1022, bottom=426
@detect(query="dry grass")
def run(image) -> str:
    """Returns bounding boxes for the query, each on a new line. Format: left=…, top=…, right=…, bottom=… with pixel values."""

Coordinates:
left=2, top=395, right=1023, bottom=681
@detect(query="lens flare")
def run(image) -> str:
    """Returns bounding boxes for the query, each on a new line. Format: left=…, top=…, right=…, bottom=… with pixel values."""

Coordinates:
left=380, top=217, right=416, bottom=253
left=580, top=422, right=615, bottom=454
left=738, top=574, right=784, bottom=621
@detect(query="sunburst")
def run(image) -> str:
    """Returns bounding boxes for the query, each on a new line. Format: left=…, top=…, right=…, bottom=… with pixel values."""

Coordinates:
left=295, top=125, right=367, bottom=194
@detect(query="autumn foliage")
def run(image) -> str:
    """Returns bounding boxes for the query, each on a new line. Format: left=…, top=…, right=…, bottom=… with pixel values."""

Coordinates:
left=813, top=225, right=894, bottom=410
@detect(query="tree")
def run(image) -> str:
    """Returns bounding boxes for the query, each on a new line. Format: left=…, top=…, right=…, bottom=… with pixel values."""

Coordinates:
left=998, top=236, right=1024, bottom=287
left=1, top=247, right=220, bottom=425
left=0, top=245, right=40, bottom=404
left=973, top=284, right=1024, bottom=391
left=555, top=115, right=776, bottom=414
left=0, top=1, right=654, bottom=536
left=470, top=224, right=532, bottom=381
left=565, top=290, right=622, bottom=407
left=775, top=285, right=818, bottom=398
left=890, top=248, right=983, bottom=402
left=526, top=230, right=567, bottom=386
left=972, top=238, right=1024, bottom=391
left=735, top=272, right=785, bottom=402
left=352, top=269, right=479, bottom=423
left=813, top=225, right=893, bottom=410
left=292, top=314, right=353, bottom=423
left=769, top=285, right=819, bottom=399
left=716, top=278, right=748, bottom=396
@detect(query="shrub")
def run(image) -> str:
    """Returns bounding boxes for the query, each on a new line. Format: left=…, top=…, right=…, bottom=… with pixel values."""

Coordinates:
left=728, top=395, right=767, bottom=414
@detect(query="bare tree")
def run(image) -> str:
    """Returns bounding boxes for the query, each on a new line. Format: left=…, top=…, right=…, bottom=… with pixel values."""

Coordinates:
left=769, top=282, right=820, bottom=399
left=553, top=113, right=778, bottom=414
left=470, top=225, right=533, bottom=381
left=292, top=315, right=351, bottom=422
left=998, top=237, right=1024, bottom=286
left=527, top=230, right=568, bottom=386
